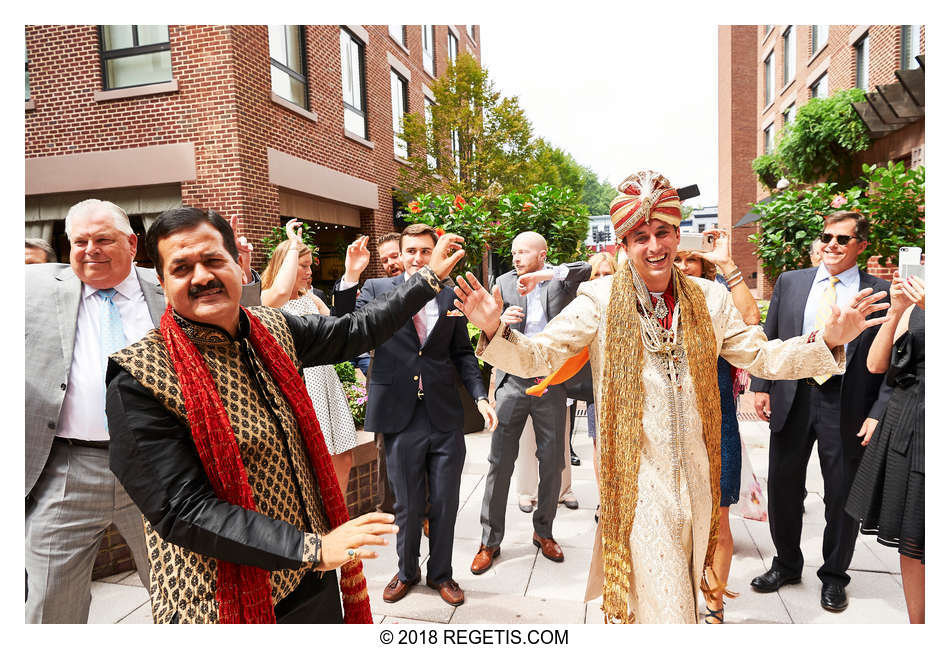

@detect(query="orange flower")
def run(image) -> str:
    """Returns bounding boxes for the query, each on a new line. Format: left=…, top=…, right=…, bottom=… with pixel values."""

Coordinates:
left=408, top=200, right=422, bottom=213
left=522, top=201, right=534, bottom=212
left=453, top=195, right=466, bottom=210
left=435, top=227, right=446, bottom=237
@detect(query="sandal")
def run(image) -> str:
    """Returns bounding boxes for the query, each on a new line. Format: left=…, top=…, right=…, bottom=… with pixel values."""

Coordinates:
left=703, top=604, right=724, bottom=624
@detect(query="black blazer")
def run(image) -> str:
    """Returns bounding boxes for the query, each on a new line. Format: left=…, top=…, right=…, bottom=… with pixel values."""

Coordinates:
left=492, top=261, right=591, bottom=391
left=749, top=266, right=892, bottom=459
left=346, top=275, right=487, bottom=434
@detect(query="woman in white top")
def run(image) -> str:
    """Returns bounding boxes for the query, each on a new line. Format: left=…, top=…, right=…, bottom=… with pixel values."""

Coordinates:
left=261, top=219, right=359, bottom=493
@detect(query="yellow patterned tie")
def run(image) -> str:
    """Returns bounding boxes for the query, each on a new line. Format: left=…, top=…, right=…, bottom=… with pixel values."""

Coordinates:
left=812, top=276, right=840, bottom=384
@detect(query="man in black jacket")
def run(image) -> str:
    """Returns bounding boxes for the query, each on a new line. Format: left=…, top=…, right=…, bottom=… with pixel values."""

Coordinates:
left=749, top=211, right=892, bottom=613
left=341, top=223, right=497, bottom=607
left=105, top=208, right=466, bottom=623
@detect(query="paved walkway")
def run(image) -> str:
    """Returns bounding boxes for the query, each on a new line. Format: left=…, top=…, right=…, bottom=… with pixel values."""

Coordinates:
left=88, top=397, right=907, bottom=624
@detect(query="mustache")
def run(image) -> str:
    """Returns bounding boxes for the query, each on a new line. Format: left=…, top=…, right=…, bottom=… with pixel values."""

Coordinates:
left=189, top=280, right=225, bottom=297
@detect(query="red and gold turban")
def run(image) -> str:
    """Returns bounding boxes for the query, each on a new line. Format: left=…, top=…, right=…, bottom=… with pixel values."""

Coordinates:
left=608, top=170, right=682, bottom=240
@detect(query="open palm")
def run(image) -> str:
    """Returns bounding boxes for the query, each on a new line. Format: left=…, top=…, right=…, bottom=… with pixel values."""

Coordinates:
left=453, top=272, right=504, bottom=337
left=822, top=288, right=889, bottom=348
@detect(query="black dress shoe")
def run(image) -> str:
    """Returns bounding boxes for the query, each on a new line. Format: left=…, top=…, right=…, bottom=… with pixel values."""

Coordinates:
left=570, top=452, right=581, bottom=466
left=750, top=567, right=801, bottom=592
left=820, top=583, right=848, bottom=612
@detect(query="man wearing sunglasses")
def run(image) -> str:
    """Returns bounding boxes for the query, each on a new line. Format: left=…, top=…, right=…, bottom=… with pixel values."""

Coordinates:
left=749, top=211, right=892, bottom=613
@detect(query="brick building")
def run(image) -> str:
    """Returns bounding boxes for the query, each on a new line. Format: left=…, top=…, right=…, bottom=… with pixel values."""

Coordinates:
left=25, top=24, right=481, bottom=285
left=718, top=25, right=925, bottom=297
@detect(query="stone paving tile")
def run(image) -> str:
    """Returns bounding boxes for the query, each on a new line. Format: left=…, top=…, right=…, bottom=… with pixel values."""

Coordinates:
left=448, top=592, right=585, bottom=624
left=584, top=599, right=605, bottom=624
left=450, top=541, right=537, bottom=597
left=380, top=615, right=436, bottom=624
left=117, top=572, right=146, bottom=588
left=87, top=581, right=150, bottom=624
left=117, top=601, right=153, bottom=624
left=98, top=570, right=135, bottom=585
left=365, top=577, right=456, bottom=623
left=779, top=570, right=907, bottom=623
left=524, top=542, right=593, bottom=603
left=361, top=528, right=431, bottom=585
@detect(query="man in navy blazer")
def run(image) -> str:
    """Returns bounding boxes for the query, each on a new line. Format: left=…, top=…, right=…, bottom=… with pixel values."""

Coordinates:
left=749, top=211, right=892, bottom=612
left=343, top=223, right=497, bottom=607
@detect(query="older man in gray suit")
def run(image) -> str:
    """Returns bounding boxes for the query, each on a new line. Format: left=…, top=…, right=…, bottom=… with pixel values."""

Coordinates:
left=25, top=199, right=258, bottom=623
left=471, top=232, right=590, bottom=574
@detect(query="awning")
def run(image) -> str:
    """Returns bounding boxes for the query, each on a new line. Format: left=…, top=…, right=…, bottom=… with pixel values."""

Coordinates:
left=852, top=55, right=924, bottom=138
left=735, top=194, right=778, bottom=227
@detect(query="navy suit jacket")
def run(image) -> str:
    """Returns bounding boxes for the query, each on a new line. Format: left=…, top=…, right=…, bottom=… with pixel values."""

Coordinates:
left=749, top=266, right=892, bottom=460
left=346, top=275, right=487, bottom=434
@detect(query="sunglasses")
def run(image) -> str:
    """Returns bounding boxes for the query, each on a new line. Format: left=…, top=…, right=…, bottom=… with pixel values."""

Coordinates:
left=820, top=233, right=860, bottom=245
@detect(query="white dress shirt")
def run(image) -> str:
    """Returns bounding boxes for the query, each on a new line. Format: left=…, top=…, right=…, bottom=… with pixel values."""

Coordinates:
left=523, top=263, right=569, bottom=338
left=405, top=271, right=440, bottom=338
left=802, top=262, right=860, bottom=355
left=58, top=267, right=155, bottom=441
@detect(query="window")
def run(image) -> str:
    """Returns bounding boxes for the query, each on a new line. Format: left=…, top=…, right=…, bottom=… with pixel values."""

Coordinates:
left=25, top=45, right=30, bottom=101
left=810, top=25, right=828, bottom=55
left=783, top=26, right=795, bottom=85
left=467, top=25, right=476, bottom=41
left=389, top=25, right=406, bottom=46
left=340, top=27, right=367, bottom=138
left=764, top=52, right=774, bottom=105
left=422, top=25, right=435, bottom=75
left=447, top=31, right=458, bottom=66
left=424, top=97, right=437, bottom=169
left=451, top=129, right=460, bottom=179
left=783, top=103, right=796, bottom=126
left=854, top=34, right=869, bottom=91
left=269, top=25, right=308, bottom=109
left=99, top=25, right=172, bottom=90
left=810, top=73, right=828, bottom=99
left=764, top=124, right=774, bottom=154
left=390, top=70, right=409, bottom=159
left=900, top=25, right=921, bottom=70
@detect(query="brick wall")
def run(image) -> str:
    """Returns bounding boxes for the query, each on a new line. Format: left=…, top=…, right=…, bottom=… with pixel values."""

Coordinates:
left=723, top=24, right=926, bottom=299
left=25, top=24, right=480, bottom=278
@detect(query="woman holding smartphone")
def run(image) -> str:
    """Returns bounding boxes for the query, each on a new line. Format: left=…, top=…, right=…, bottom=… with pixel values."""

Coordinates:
left=846, top=270, right=925, bottom=623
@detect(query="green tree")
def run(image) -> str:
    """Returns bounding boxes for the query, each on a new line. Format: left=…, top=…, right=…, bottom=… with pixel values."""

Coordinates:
left=404, top=193, right=495, bottom=276
left=398, top=52, right=536, bottom=199
left=752, top=88, right=871, bottom=189
left=493, top=184, right=589, bottom=264
left=580, top=169, right=616, bottom=216
left=860, top=161, right=925, bottom=265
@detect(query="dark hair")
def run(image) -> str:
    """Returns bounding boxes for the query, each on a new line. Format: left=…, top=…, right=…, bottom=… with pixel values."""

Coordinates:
left=146, top=207, right=239, bottom=277
left=400, top=223, right=438, bottom=249
left=825, top=210, right=869, bottom=242
left=377, top=232, right=402, bottom=248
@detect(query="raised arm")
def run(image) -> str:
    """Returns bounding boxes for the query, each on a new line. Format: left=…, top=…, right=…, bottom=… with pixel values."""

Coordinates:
left=867, top=272, right=919, bottom=373
left=261, top=219, right=305, bottom=307
left=699, top=230, right=759, bottom=325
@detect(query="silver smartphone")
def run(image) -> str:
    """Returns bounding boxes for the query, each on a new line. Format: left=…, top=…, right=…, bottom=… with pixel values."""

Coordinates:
left=678, top=232, right=715, bottom=252
left=898, top=246, right=924, bottom=281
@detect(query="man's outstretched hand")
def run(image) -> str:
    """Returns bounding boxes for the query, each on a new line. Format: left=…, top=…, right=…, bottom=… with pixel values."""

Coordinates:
left=453, top=272, right=504, bottom=340
left=343, top=235, right=370, bottom=284
left=822, top=288, right=889, bottom=349
left=429, top=233, right=466, bottom=280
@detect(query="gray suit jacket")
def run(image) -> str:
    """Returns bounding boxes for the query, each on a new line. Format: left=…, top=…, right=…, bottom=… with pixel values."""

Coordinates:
left=25, top=263, right=262, bottom=498
left=492, top=261, right=591, bottom=391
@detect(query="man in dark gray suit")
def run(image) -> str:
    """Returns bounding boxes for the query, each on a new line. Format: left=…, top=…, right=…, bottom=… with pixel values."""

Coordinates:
left=749, top=211, right=892, bottom=612
left=25, top=199, right=259, bottom=623
left=471, top=232, right=590, bottom=574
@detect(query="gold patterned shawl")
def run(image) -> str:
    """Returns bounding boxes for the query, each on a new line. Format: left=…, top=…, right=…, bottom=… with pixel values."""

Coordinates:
left=598, top=264, right=721, bottom=623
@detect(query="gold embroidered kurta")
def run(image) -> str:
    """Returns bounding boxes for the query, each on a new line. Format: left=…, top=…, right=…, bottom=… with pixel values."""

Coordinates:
left=477, top=275, right=845, bottom=623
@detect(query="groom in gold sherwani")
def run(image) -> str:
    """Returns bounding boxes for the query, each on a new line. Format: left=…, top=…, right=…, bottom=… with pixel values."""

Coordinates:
left=452, top=170, right=889, bottom=623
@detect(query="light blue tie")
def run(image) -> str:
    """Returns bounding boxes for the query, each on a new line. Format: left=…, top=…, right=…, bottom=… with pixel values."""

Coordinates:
left=98, top=288, right=128, bottom=370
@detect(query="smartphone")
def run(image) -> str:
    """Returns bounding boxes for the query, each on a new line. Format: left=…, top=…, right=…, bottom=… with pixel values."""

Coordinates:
left=898, top=246, right=924, bottom=282
left=678, top=232, right=715, bottom=252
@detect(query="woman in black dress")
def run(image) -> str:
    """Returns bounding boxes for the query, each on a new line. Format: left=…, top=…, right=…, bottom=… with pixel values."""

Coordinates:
left=846, top=271, right=925, bottom=623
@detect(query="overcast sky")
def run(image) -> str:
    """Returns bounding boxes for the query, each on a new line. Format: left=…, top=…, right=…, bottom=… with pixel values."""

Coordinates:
left=480, top=21, right=719, bottom=212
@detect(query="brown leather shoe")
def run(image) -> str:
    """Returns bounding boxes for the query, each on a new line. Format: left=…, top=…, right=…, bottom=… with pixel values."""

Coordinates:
left=426, top=577, right=465, bottom=606
left=470, top=545, right=500, bottom=575
left=532, top=532, right=564, bottom=562
left=423, top=518, right=429, bottom=538
left=382, top=572, right=420, bottom=603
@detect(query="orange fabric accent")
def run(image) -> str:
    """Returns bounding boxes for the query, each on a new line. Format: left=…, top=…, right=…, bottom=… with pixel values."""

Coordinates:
left=525, top=348, right=590, bottom=397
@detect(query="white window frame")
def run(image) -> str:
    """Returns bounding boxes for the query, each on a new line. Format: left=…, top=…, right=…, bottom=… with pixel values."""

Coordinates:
left=811, top=25, right=828, bottom=54
left=390, top=69, right=409, bottom=159
left=855, top=35, right=869, bottom=90
left=447, top=31, right=458, bottom=66
left=389, top=25, right=406, bottom=46
left=764, top=51, right=774, bottom=105
left=900, top=25, right=921, bottom=70
left=783, top=26, right=795, bottom=85
left=340, top=27, right=368, bottom=139
left=424, top=96, right=437, bottom=169
left=422, top=25, right=435, bottom=76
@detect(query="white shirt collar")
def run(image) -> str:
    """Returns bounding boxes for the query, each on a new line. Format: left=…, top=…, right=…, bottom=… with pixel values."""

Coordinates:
left=82, top=265, right=141, bottom=301
left=816, top=262, right=860, bottom=288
